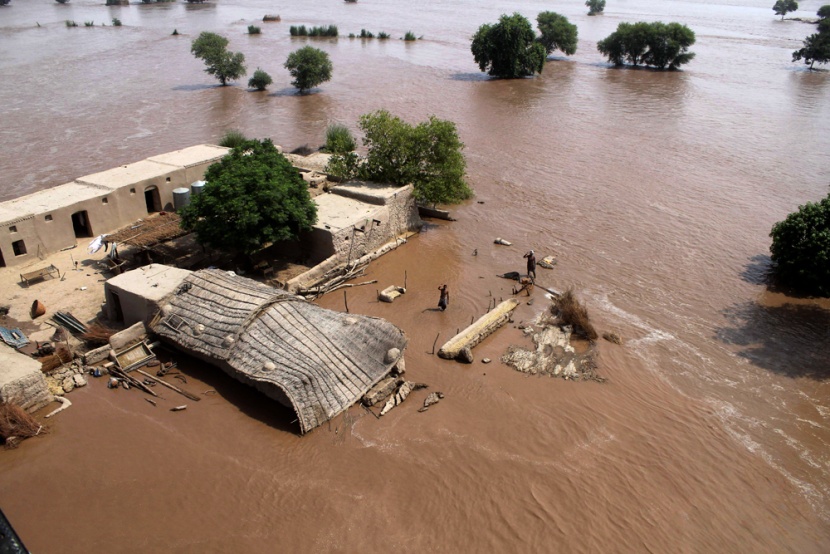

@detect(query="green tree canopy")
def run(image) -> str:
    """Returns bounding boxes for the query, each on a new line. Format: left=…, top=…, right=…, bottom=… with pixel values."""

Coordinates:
left=769, top=193, right=830, bottom=297
left=773, top=0, right=798, bottom=19
left=326, top=110, right=472, bottom=205
left=597, top=21, right=695, bottom=69
left=586, top=0, right=606, bottom=16
left=471, top=13, right=546, bottom=78
left=536, top=12, right=578, bottom=56
left=792, top=31, right=830, bottom=68
left=818, top=5, right=830, bottom=18
left=191, top=32, right=246, bottom=85
left=284, top=46, right=333, bottom=93
left=180, top=139, right=317, bottom=255
left=248, top=68, right=273, bottom=91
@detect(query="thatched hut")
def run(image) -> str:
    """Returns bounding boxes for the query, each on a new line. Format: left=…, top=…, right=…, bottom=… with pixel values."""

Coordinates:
left=150, top=269, right=407, bottom=433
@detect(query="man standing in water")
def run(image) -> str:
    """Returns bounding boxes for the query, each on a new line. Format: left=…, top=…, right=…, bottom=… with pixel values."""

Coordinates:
left=438, top=284, right=449, bottom=311
left=524, top=250, right=536, bottom=281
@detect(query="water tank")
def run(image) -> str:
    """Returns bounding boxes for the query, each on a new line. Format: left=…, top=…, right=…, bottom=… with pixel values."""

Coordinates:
left=172, top=187, right=191, bottom=210
left=191, top=180, right=206, bottom=196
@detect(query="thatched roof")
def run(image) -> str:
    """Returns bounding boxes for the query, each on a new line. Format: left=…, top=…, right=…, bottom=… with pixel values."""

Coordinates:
left=152, top=269, right=407, bottom=433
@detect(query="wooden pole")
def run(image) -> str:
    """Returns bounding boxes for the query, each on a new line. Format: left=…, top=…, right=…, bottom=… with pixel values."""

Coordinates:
left=404, top=270, right=408, bottom=289
left=431, top=332, right=440, bottom=355
left=136, top=369, right=201, bottom=401
left=344, top=290, right=349, bottom=313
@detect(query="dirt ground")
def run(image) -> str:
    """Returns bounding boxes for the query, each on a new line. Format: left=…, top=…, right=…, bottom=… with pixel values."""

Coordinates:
left=0, top=244, right=115, bottom=348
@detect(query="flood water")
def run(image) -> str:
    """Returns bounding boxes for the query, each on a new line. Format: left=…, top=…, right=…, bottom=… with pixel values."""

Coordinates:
left=2, top=0, right=830, bottom=551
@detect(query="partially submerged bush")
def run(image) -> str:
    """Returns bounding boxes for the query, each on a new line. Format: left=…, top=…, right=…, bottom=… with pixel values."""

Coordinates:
left=324, top=124, right=356, bottom=154
left=66, top=20, right=78, bottom=27
left=554, top=289, right=598, bottom=341
left=248, top=68, right=273, bottom=91
left=248, top=25, right=261, bottom=35
left=218, top=129, right=248, bottom=148
left=0, top=402, right=45, bottom=449
left=291, top=25, right=338, bottom=37
left=112, top=18, right=122, bottom=26
left=404, top=31, right=418, bottom=41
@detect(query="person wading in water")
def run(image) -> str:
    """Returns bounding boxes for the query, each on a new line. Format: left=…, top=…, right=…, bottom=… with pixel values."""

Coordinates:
left=523, top=250, right=536, bottom=282
left=438, top=284, right=449, bottom=311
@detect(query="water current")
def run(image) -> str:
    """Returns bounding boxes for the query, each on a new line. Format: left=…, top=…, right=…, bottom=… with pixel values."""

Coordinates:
left=1, top=0, right=829, bottom=551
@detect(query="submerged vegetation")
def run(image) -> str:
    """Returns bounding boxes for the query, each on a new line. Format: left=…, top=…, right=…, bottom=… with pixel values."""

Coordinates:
left=284, top=46, right=333, bottom=92
left=248, top=25, right=261, bottom=35
left=0, top=403, right=45, bottom=449
left=290, top=25, right=338, bottom=37
left=191, top=31, right=246, bottom=85
left=769, top=193, right=830, bottom=297
left=471, top=13, right=546, bottom=78
left=248, top=68, right=272, bottom=91
left=597, top=21, right=696, bottom=69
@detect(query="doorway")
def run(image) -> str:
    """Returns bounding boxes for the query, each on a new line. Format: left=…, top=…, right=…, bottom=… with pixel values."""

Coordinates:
left=145, top=186, right=161, bottom=213
left=110, top=291, right=124, bottom=322
left=71, top=211, right=93, bottom=238
left=0, top=247, right=5, bottom=267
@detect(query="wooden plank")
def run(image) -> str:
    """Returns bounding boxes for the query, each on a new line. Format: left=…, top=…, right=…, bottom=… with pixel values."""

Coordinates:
left=136, top=369, right=201, bottom=402
left=438, top=299, right=519, bottom=361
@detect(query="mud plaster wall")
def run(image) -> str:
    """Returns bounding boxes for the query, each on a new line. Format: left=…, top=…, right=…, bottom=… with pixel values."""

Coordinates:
left=325, top=188, right=422, bottom=265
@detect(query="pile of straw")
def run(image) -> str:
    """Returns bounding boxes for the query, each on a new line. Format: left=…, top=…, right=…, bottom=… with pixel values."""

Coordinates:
left=0, top=402, right=45, bottom=449
left=553, top=288, right=598, bottom=341
left=81, top=322, right=115, bottom=347
left=39, top=344, right=72, bottom=373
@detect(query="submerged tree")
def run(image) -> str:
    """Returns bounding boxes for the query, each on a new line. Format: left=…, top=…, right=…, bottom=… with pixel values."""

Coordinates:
left=773, top=0, right=798, bottom=20
left=191, top=32, right=246, bottom=85
left=180, top=139, right=317, bottom=256
left=284, top=46, right=332, bottom=93
left=586, top=0, right=606, bottom=16
left=792, top=31, right=830, bottom=68
left=536, top=12, right=578, bottom=57
left=471, top=13, right=546, bottom=78
left=248, top=68, right=273, bottom=91
left=327, top=110, right=472, bottom=206
left=769, top=193, right=830, bottom=297
left=597, top=21, right=695, bottom=69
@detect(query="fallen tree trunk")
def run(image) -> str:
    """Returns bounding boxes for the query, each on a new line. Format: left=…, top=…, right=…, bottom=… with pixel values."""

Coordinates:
left=438, top=299, right=519, bottom=362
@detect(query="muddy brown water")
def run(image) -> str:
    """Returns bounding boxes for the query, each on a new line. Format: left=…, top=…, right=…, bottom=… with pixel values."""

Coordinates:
left=2, top=0, right=830, bottom=551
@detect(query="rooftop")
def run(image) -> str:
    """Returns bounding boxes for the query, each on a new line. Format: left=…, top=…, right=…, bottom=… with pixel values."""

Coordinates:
left=0, top=181, right=110, bottom=224
left=76, top=159, right=181, bottom=190
left=314, top=192, right=382, bottom=233
left=107, top=263, right=192, bottom=303
left=148, top=144, right=229, bottom=169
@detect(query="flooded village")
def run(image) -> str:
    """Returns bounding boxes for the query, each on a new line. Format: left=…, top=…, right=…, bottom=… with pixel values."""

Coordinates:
left=0, top=141, right=597, bottom=471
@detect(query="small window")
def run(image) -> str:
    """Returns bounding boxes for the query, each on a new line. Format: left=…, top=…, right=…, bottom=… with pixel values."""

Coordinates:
left=12, top=240, right=26, bottom=256
left=9, top=225, right=17, bottom=233
left=130, top=188, right=136, bottom=195
left=45, top=214, right=53, bottom=221
left=102, top=197, right=108, bottom=204
left=166, top=177, right=171, bottom=182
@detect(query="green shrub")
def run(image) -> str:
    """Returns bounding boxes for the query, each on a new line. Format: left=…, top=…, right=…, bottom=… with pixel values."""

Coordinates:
left=292, top=25, right=337, bottom=37
left=284, top=45, right=333, bottom=92
left=248, top=68, right=273, bottom=91
left=325, top=124, right=356, bottom=154
left=769, top=193, right=830, bottom=296
left=65, top=20, right=78, bottom=27
left=218, top=130, right=248, bottom=148
left=348, top=33, right=356, bottom=38
left=172, top=29, right=179, bottom=35
left=377, top=31, right=390, bottom=39
left=360, top=29, right=374, bottom=38
left=248, top=25, right=261, bottom=35
left=404, top=31, right=417, bottom=41
left=586, top=0, right=606, bottom=16
left=112, top=18, right=122, bottom=26
left=84, top=21, right=94, bottom=27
